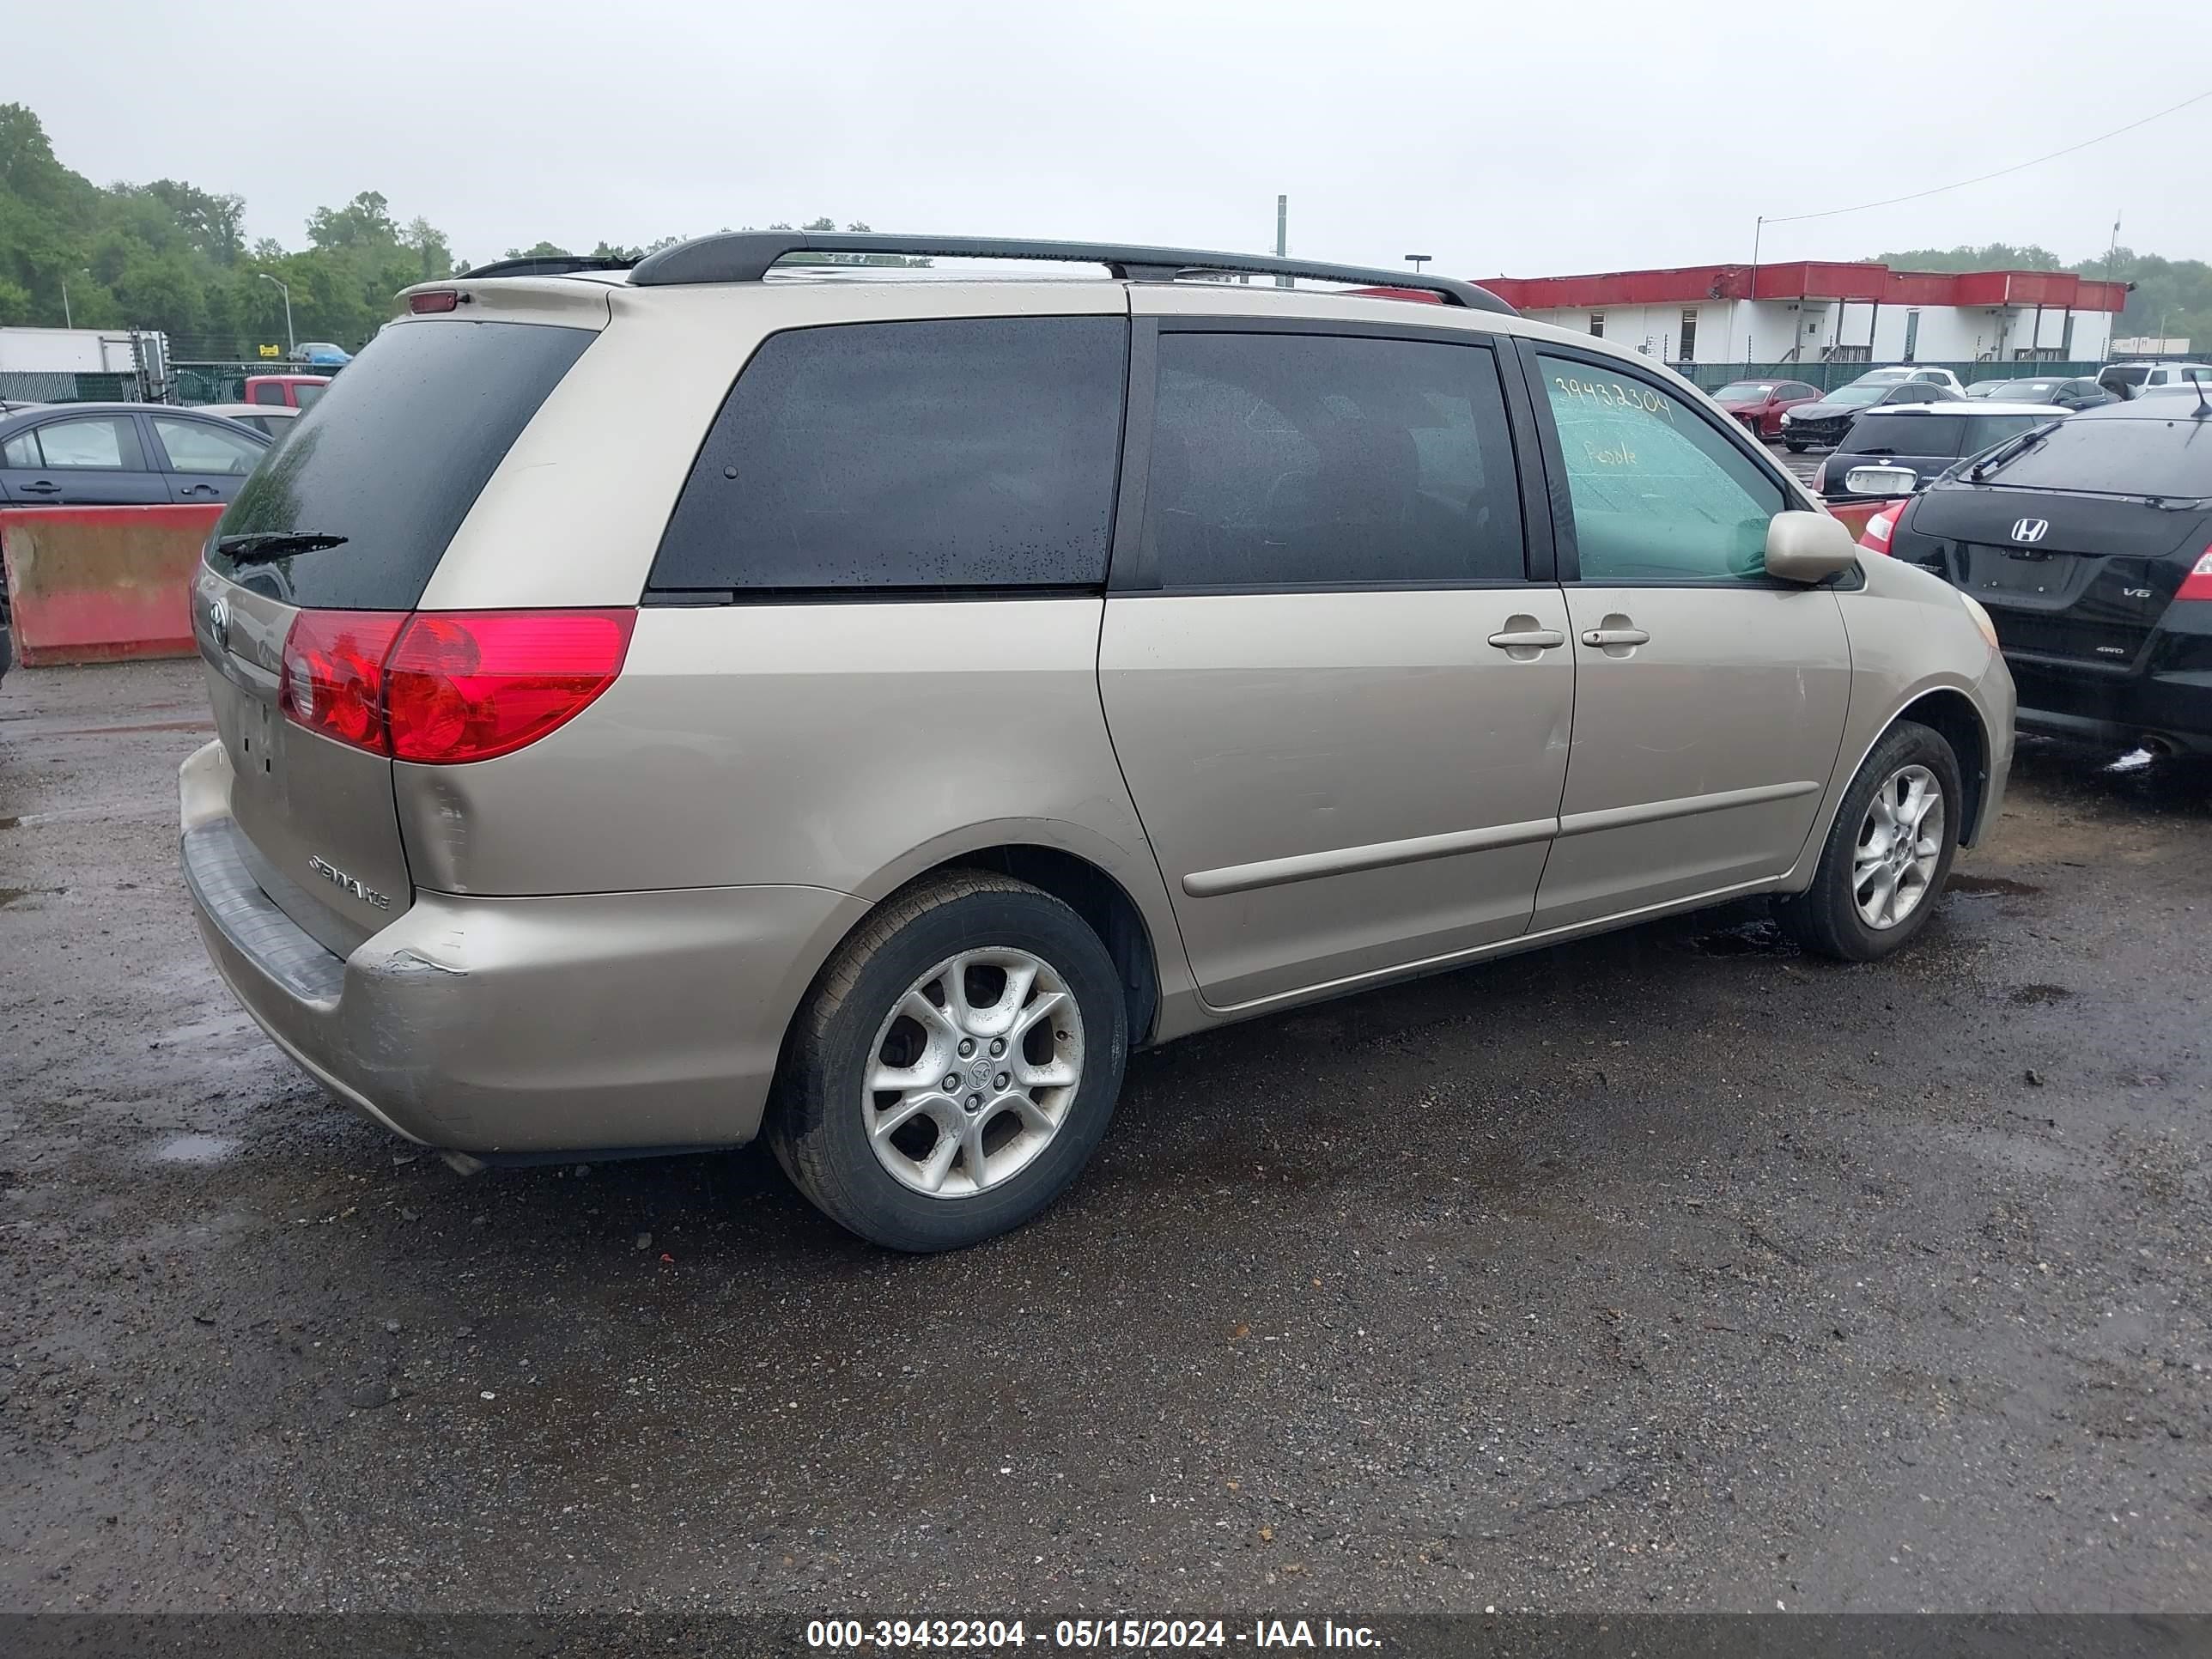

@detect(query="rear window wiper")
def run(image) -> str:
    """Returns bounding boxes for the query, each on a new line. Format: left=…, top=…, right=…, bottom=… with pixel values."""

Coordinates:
left=1967, top=422, right=2059, bottom=481
left=216, top=531, right=349, bottom=567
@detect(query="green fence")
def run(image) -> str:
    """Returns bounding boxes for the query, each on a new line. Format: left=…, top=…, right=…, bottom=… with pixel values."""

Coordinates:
left=1673, top=361, right=2107, bottom=395
left=0, top=370, right=139, bottom=404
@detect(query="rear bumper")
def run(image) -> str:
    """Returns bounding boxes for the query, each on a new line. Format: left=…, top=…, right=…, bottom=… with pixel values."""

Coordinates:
left=2006, top=655, right=2212, bottom=754
left=179, top=739, right=864, bottom=1155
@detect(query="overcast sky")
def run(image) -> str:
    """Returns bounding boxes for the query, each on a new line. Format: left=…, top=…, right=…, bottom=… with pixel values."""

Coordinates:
left=15, top=1, right=2211, bottom=278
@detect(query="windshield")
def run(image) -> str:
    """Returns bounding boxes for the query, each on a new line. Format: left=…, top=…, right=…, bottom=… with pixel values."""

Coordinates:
left=1713, top=382, right=1778, bottom=401
left=1827, top=385, right=1887, bottom=407
left=1970, top=380, right=2049, bottom=400
left=208, top=319, right=594, bottom=607
left=1978, top=413, right=2212, bottom=498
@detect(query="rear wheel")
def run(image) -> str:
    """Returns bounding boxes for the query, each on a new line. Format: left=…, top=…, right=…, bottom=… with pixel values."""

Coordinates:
left=1776, top=720, right=1962, bottom=962
left=769, top=872, right=1127, bottom=1252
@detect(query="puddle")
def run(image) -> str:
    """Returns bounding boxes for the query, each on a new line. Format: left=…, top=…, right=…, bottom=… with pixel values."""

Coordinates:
left=1686, top=917, right=1799, bottom=957
left=1948, top=874, right=2041, bottom=897
left=0, top=816, right=17, bottom=830
left=149, top=1134, right=241, bottom=1165
left=2008, top=983, right=2075, bottom=1006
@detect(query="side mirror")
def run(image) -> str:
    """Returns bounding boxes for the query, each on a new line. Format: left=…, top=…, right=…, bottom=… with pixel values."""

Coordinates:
left=1765, top=510, right=1861, bottom=584
left=1844, top=464, right=1919, bottom=497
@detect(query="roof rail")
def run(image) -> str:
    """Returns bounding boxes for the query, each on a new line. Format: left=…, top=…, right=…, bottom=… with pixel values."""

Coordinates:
left=626, top=233, right=1515, bottom=314
left=459, top=254, right=637, bottom=280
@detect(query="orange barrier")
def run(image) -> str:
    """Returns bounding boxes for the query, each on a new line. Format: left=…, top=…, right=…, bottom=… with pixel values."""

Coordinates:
left=0, top=503, right=222, bottom=667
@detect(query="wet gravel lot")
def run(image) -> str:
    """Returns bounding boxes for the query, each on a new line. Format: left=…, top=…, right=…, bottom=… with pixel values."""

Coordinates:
left=3, top=659, right=2209, bottom=1614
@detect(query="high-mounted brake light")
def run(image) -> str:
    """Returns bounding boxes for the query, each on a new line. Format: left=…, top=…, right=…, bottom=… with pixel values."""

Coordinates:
left=1859, top=503, right=1901, bottom=556
left=408, top=289, right=462, bottom=313
left=2177, top=546, right=2212, bottom=602
left=277, top=609, right=635, bottom=763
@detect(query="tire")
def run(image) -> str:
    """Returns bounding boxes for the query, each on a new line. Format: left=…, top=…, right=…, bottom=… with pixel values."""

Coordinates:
left=768, top=871, right=1128, bottom=1252
left=1776, top=720, right=1963, bottom=962
left=1784, top=441, right=1808, bottom=453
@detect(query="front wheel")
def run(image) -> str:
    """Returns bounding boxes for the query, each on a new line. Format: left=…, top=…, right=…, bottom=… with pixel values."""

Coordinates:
left=1784, top=440, right=1808, bottom=453
left=1776, top=720, right=1962, bottom=961
left=769, top=872, right=1128, bottom=1252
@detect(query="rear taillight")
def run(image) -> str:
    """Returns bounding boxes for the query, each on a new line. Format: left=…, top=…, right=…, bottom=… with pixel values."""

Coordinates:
left=280, top=611, right=406, bottom=754
left=385, top=610, right=635, bottom=763
left=278, top=609, right=635, bottom=763
left=1811, top=458, right=1827, bottom=492
left=2178, top=546, right=2212, bottom=602
left=408, top=289, right=461, bottom=313
left=1860, top=504, right=1901, bottom=556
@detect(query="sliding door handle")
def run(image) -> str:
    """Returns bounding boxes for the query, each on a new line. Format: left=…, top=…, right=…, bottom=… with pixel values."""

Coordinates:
left=1486, top=627, right=1566, bottom=651
left=1580, top=627, right=1650, bottom=647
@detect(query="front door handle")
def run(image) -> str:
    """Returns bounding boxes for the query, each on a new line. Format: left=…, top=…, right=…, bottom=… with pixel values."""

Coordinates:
left=1487, top=627, right=1566, bottom=651
left=1580, top=627, right=1650, bottom=647
left=180, top=483, right=219, bottom=497
left=18, top=479, right=59, bottom=495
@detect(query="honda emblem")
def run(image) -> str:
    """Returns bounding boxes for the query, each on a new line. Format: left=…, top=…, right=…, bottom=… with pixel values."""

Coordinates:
left=2011, top=518, right=2051, bottom=544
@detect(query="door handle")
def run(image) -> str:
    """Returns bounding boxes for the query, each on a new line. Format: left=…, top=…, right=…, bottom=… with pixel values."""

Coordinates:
left=1581, top=627, right=1650, bottom=647
left=19, top=480, right=59, bottom=495
left=181, top=483, right=218, bottom=496
left=1486, top=628, right=1566, bottom=651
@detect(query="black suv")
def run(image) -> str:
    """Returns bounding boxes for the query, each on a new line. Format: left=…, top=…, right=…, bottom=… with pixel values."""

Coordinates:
left=1820, top=404, right=2063, bottom=501
left=1887, top=387, right=2212, bottom=755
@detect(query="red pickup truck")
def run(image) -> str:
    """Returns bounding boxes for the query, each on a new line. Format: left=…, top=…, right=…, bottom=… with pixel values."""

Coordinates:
left=240, top=374, right=330, bottom=410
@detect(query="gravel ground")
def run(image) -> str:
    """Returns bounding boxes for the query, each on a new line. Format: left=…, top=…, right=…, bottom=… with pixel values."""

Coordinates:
left=3, top=659, right=2209, bottom=1615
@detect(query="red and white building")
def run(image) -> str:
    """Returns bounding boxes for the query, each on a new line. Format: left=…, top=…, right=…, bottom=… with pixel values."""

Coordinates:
left=1478, top=261, right=2129, bottom=367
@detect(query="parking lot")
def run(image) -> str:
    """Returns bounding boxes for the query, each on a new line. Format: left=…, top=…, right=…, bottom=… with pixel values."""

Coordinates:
left=2, top=652, right=2207, bottom=1613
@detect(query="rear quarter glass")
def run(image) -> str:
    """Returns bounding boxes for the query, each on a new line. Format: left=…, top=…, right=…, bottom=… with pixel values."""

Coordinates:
left=207, top=319, right=594, bottom=609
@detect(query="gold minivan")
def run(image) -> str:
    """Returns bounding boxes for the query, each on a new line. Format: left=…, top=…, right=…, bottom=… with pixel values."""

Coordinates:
left=180, top=234, right=2014, bottom=1250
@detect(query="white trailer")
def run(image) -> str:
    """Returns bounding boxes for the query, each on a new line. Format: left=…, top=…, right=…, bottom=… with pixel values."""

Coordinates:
left=0, top=327, right=171, bottom=398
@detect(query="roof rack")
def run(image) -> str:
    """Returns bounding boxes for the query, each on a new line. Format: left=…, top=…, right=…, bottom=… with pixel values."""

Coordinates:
left=625, top=233, right=1514, bottom=314
left=458, top=254, right=637, bottom=280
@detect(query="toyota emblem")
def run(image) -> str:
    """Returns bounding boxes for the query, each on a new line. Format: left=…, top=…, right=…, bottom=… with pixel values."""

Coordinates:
left=2011, top=518, right=2051, bottom=544
left=206, top=595, right=229, bottom=649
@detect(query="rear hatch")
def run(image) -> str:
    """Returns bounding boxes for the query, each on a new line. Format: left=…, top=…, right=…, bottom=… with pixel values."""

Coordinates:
left=192, top=308, right=599, bottom=954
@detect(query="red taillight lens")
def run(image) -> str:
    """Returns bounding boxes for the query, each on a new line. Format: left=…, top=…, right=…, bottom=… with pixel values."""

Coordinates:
left=278, top=608, right=634, bottom=763
left=2177, top=546, right=2212, bottom=601
left=1860, top=505, right=1900, bottom=555
left=408, top=289, right=460, bottom=313
left=385, top=610, right=635, bottom=763
left=280, top=611, right=406, bottom=754
left=1811, top=458, right=1828, bottom=492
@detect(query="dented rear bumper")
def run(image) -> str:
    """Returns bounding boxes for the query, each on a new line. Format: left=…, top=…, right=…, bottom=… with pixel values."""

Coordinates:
left=179, top=739, right=863, bottom=1155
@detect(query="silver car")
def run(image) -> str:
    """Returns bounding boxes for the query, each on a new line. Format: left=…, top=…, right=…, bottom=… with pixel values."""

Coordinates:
left=179, top=234, right=2014, bottom=1251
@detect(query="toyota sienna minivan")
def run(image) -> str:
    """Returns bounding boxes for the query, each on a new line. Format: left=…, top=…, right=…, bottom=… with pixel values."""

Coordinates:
left=180, top=233, right=2014, bottom=1251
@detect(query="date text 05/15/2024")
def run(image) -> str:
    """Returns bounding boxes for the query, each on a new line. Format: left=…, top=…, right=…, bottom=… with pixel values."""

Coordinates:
left=805, top=1619, right=1383, bottom=1650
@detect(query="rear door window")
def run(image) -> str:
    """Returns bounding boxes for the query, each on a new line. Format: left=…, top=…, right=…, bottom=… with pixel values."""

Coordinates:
left=209, top=319, right=595, bottom=608
left=1536, top=351, right=1785, bottom=583
left=1135, top=331, right=1526, bottom=589
left=33, top=416, right=143, bottom=470
left=650, top=316, right=1127, bottom=594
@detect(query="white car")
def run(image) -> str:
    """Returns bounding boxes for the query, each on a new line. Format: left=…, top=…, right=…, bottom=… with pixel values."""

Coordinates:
left=1844, top=365, right=1966, bottom=395
left=198, top=402, right=301, bottom=440
left=2097, top=361, right=2212, bottom=399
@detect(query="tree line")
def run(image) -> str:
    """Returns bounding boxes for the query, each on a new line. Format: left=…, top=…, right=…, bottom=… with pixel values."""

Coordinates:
left=1874, top=241, right=2212, bottom=350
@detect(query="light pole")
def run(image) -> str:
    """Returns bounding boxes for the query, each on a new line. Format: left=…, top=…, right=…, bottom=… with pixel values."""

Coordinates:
left=61, top=268, right=89, bottom=329
left=1403, top=254, right=1431, bottom=273
left=258, top=271, right=295, bottom=355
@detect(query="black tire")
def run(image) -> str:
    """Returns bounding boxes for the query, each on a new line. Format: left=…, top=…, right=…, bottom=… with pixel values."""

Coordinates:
left=1776, top=720, right=1963, bottom=962
left=768, top=871, right=1128, bottom=1252
left=1784, top=441, right=1808, bottom=453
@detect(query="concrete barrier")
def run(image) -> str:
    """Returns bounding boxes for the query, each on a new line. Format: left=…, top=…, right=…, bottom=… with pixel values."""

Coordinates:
left=0, top=503, right=222, bottom=667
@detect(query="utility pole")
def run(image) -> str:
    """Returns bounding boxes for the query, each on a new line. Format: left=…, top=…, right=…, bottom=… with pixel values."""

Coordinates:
left=1745, top=215, right=1764, bottom=371
left=258, top=271, right=295, bottom=355
left=1275, top=195, right=1289, bottom=288
left=61, top=277, right=71, bottom=330
left=1404, top=254, right=1431, bottom=273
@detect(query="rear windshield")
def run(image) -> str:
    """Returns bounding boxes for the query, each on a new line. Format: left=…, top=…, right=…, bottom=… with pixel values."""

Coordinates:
left=1980, top=414, right=2212, bottom=499
left=1849, top=412, right=2051, bottom=459
left=207, top=319, right=593, bottom=608
left=2100, top=366, right=2151, bottom=387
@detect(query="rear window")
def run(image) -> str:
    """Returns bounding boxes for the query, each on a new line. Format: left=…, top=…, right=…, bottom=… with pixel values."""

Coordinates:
left=209, top=319, right=593, bottom=608
left=1846, top=414, right=1960, bottom=458
left=2100, top=366, right=2151, bottom=387
left=1982, top=415, right=2212, bottom=499
left=649, top=316, right=1127, bottom=594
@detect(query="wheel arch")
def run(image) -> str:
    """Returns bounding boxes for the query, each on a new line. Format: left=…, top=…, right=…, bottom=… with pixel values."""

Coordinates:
left=1892, top=686, right=1993, bottom=848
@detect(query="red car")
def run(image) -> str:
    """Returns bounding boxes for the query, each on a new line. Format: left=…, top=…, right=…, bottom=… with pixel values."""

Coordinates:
left=1711, top=378, right=1822, bottom=439
left=240, top=374, right=331, bottom=410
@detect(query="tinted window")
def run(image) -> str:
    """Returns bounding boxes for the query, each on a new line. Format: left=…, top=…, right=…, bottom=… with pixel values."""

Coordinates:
left=210, top=319, right=594, bottom=608
left=2101, top=367, right=2150, bottom=388
left=1138, top=332, right=1524, bottom=589
left=154, top=416, right=264, bottom=476
left=1979, top=416, right=2212, bottom=499
left=293, top=382, right=325, bottom=409
left=1956, top=413, right=2051, bottom=455
left=249, top=382, right=285, bottom=406
left=1885, top=385, right=1951, bottom=404
left=1844, top=414, right=1961, bottom=459
left=1538, top=352, right=1784, bottom=583
left=34, top=416, right=143, bottom=470
left=652, top=317, right=1126, bottom=593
